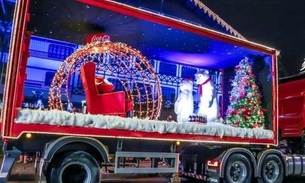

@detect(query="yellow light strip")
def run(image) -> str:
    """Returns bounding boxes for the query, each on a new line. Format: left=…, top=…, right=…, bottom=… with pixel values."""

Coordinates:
left=3, top=131, right=275, bottom=146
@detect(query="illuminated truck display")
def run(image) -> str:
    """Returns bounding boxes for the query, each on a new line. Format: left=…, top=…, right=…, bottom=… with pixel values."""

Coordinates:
left=0, top=1, right=298, bottom=183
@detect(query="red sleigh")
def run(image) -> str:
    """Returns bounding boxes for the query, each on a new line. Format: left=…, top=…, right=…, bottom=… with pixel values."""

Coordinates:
left=80, top=62, right=133, bottom=117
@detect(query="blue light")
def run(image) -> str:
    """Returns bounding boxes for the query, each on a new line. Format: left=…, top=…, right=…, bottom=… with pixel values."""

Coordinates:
left=4, top=0, right=16, bottom=3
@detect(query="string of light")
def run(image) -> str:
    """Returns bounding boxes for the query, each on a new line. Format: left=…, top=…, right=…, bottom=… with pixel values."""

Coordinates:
left=48, top=37, right=162, bottom=120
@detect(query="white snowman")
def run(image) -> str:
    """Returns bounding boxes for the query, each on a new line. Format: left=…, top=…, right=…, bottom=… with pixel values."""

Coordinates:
left=194, top=70, right=220, bottom=122
left=174, top=79, right=194, bottom=123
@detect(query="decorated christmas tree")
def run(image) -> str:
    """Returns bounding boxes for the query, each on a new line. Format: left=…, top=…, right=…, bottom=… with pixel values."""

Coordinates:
left=225, top=57, right=265, bottom=128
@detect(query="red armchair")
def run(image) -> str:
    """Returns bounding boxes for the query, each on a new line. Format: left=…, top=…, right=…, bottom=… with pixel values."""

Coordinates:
left=80, top=62, right=133, bottom=117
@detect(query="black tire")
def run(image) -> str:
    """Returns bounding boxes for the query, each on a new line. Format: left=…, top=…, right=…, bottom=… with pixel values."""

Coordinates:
left=47, top=151, right=100, bottom=183
left=222, top=154, right=253, bottom=183
left=257, top=154, right=284, bottom=183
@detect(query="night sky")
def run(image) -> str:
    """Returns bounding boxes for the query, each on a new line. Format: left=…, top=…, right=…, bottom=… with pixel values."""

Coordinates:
left=203, top=0, right=305, bottom=76
left=2, top=0, right=304, bottom=76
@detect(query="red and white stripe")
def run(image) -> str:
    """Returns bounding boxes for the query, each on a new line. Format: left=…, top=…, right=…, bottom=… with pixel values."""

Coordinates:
left=180, top=171, right=206, bottom=180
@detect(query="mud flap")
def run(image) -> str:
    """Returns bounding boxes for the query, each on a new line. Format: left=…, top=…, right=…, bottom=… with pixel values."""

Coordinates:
left=0, top=148, right=21, bottom=183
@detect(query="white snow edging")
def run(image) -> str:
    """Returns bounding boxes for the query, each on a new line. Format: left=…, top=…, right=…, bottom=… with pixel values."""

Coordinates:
left=15, top=109, right=274, bottom=139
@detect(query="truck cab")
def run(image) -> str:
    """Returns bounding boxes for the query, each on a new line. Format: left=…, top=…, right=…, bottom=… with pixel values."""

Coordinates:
left=279, top=73, right=305, bottom=140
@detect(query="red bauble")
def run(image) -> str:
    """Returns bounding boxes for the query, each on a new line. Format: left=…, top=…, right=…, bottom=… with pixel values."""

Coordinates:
left=232, top=110, right=239, bottom=115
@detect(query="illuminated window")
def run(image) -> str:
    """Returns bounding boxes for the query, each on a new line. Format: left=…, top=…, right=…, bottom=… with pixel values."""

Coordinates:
left=149, top=60, right=155, bottom=68
left=161, top=86, right=176, bottom=103
left=159, top=62, right=177, bottom=76
left=45, top=71, right=71, bottom=89
left=48, top=44, right=74, bottom=60
left=45, top=72, right=55, bottom=86
left=75, top=74, right=83, bottom=88
left=181, top=66, right=197, bottom=79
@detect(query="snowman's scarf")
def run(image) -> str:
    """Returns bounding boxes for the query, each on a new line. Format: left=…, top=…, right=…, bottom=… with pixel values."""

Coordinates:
left=198, top=77, right=216, bottom=108
left=198, top=77, right=211, bottom=95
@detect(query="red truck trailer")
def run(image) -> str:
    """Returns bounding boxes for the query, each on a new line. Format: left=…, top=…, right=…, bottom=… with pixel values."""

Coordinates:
left=0, top=0, right=292, bottom=183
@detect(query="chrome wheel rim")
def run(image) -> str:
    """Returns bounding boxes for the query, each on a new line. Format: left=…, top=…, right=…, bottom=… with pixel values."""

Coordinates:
left=263, top=160, right=280, bottom=183
left=227, top=160, right=247, bottom=183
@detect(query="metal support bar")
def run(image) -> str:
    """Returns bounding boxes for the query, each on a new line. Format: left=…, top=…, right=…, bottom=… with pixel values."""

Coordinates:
left=170, top=143, right=177, bottom=168
left=114, top=151, right=179, bottom=174
left=171, top=143, right=177, bottom=153
left=34, top=151, right=40, bottom=174
left=193, top=155, right=197, bottom=174
left=151, top=157, right=157, bottom=168
left=136, top=158, right=140, bottom=168
left=116, top=139, right=123, bottom=151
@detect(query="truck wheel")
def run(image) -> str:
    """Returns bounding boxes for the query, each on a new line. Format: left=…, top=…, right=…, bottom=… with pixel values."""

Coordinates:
left=47, top=151, right=100, bottom=183
left=257, top=154, right=284, bottom=183
left=223, top=154, right=252, bottom=183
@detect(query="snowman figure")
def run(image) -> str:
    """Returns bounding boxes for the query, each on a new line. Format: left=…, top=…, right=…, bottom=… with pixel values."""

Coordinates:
left=174, top=79, right=194, bottom=123
left=194, top=70, right=220, bottom=122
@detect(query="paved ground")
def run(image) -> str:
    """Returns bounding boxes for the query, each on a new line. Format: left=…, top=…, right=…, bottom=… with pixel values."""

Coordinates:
left=2, top=160, right=38, bottom=176
left=7, top=177, right=192, bottom=183
left=3, top=158, right=305, bottom=183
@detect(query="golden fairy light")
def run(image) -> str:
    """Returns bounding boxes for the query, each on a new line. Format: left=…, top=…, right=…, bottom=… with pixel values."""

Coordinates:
left=48, top=35, right=162, bottom=120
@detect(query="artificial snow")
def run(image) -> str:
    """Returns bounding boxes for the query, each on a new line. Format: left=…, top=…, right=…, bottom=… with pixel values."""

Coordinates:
left=14, top=109, right=274, bottom=139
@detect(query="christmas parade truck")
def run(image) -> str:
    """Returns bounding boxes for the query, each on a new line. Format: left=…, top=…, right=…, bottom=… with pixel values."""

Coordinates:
left=0, top=0, right=297, bottom=183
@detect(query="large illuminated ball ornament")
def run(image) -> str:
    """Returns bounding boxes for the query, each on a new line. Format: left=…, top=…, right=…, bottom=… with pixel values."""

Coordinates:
left=48, top=35, right=162, bottom=120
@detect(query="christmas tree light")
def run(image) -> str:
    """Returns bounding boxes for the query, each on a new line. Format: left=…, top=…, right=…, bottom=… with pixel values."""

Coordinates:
left=224, top=57, right=265, bottom=129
